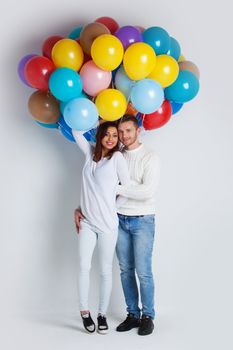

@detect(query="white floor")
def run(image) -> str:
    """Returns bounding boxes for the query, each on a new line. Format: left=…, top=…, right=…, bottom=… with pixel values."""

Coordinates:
left=1, top=307, right=231, bottom=350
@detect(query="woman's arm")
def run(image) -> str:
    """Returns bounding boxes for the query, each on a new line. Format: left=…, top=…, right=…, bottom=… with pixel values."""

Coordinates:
left=72, top=130, right=93, bottom=157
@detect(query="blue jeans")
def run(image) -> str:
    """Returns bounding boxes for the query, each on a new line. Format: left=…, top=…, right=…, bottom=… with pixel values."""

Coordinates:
left=116, top=214, right=156, bottom=319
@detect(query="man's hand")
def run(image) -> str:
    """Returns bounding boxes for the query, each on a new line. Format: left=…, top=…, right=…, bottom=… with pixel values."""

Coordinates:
left=74, top=208, right=85, bottom=234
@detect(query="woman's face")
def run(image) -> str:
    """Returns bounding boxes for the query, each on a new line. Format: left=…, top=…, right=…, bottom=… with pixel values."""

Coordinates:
left=101, top=126, right=118, bottom=150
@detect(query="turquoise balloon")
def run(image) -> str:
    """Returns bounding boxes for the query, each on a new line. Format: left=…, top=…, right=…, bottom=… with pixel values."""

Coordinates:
left=165, top=70, right=200, bottom=103
left=64, top=98, right=99, bottom=131
left=130, top=79, right=164, bottom=114
left=49, top=68, right=82, bottom=102
left=60, top=92, right=88, bottom=114
left=68, top=25, right=83, bottom=39
left=115, top=65, right=134, bottom=99
left=36, top=121, right=58, bottom=129
left=167, top=37, right=181, bottom=60
left=142, top=26, right=170, bottom=55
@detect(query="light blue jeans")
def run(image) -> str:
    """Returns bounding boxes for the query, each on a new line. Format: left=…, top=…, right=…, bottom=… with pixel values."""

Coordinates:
left=78, top=219, right=118, bottom=315
left=116, top=214, right=156, bottom=319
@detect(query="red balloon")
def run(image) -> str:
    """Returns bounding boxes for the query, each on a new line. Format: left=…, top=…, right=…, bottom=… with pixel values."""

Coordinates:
left=42, top=35, right=64, bottom=59
left=142, top=100, right=172, bottom=130
left=24, top=56, right=55, bottom=91
left=95, top=16, right=119, bottom=34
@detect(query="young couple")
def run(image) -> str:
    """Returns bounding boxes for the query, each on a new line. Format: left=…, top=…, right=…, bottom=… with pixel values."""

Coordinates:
left=72, top=115, right=160, bottom=336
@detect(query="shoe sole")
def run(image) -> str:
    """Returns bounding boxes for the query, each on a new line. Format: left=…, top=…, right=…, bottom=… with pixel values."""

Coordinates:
left=138, top=326, right=154, bottom=336
left=116, top=324, right=140, bottom=332
left=97, top=329, right=108, bottom=335
left=84, top=329, right=96, bottom=334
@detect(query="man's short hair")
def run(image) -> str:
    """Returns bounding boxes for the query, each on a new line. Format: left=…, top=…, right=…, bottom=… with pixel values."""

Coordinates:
left=118, top=114, right=140, bottom=128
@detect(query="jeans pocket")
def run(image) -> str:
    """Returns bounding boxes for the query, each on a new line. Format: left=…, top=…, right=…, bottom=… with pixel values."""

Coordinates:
left=143, top=215, right=155, bottom=225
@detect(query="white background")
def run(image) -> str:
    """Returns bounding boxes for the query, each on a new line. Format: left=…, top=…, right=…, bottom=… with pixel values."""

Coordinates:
left=0, top=0, right=232, bottom=349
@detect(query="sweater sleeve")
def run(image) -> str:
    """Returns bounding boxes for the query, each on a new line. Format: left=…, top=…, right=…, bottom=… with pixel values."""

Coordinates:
left=72, top=130, right=92, bottom=157
left=117, top=153, right=160, bottom=200
left=115, top=152, right=131, bottom=208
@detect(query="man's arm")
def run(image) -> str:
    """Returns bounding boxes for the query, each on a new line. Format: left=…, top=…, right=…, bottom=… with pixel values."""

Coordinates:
left=117, top=154, right=160, bottom=200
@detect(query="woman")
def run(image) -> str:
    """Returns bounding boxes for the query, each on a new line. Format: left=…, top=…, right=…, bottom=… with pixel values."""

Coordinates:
left=72, top=121, right=130, bottom=335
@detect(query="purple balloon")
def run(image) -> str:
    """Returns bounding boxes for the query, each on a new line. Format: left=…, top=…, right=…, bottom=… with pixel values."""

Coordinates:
left=17, top=54, right=37, bottom=86
left=115, top=26, right=143, bottom=50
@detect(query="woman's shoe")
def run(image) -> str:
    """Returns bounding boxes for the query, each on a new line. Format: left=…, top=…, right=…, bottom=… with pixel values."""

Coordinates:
left=81, top=312, right=96, bottom=334
left=97, top=314, right=109, bottom=334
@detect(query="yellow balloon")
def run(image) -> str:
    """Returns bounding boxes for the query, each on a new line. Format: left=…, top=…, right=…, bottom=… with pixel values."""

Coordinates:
left=123, top=42, right=156, bottom=80
left=178, top=54, right=186, bottom=62
left=95, top=89, right=127, bottom=121
left=148, top=55, right=179, bottom=88
left=91, top=34, right=124, bottom=71
left=52, top=38, right=84, bottom=70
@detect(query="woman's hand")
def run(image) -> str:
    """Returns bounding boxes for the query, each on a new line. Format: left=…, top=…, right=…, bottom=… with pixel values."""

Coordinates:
left=74, top=208, right=85, bottom=234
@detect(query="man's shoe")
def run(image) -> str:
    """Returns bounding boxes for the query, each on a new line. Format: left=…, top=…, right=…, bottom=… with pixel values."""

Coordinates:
left=138, top=315, right=154, bottom=336
left=97, top=314, right=108, bottom=335
left=116, top=313, right=140, bottom=332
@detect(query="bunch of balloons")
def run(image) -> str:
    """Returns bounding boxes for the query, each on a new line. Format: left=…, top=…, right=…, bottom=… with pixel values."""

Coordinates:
left=18, top=16, right=200, bottom=142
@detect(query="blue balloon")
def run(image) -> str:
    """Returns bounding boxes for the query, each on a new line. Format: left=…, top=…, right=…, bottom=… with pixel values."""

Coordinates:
left=60, top=92, right=88, bottom=115
left=170, top=101, right=183, bottom=115
left=84, top=127, right=97, bottom=143
left=68, top=25, right=83, bottom=39
left=115, top=65, right=134, bottom=99
left=130, top=79, right=164, bottom=114
left=135, top=112, right=143, bottom=127
left=64, top=98, right=99, bottom=131
left=167, top=37, right=181, bottom=60
left=58, top=116, right=75, bottom=142
left=142, top=26, right=170, bottom=55
left=59, top=126, right=76, bottom=142
left=36, top=121, right=58, bottom=129
left=165, top=71, right=200, bottom=103
left=49, top=68, right=82, bottom=102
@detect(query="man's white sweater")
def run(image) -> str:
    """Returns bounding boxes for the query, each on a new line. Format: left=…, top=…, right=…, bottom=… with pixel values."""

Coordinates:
left=117, top=143, right=160, bottom=216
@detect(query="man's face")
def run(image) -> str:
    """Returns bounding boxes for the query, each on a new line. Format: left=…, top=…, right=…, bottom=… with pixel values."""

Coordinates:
left=118, top=121, right=140, bottom=147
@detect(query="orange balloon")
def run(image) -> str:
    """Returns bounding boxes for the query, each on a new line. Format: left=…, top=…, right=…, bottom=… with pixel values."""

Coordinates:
left=126, top=102, right=138, bottom=116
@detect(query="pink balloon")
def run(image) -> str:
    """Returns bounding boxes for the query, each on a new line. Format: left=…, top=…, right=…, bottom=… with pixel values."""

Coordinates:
left=80, top=60, right=112, bottom=97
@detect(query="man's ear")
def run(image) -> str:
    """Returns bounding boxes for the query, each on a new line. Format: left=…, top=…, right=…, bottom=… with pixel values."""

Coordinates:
left=137, top=127, right=141, bottom=136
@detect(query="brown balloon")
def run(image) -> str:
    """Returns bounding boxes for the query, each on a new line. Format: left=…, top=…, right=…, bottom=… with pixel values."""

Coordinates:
left=28, top=90, right=60, bottom=123
left=80, top=22, right=110, bottom=55
left=179, top=61, right=200, bottom=80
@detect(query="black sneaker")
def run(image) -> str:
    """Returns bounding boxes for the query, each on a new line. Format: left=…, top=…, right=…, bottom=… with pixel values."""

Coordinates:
left=138, top=315, right=154, bottom=336
left=116, top=313, right=140, bottom=332
left=97, top=314, right=108, bottom=334
left=81, top=312, right=96, bottom=334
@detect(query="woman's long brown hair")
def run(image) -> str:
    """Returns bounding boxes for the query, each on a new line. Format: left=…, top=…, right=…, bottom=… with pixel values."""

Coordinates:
left=93, top=121, right=120, bottom=162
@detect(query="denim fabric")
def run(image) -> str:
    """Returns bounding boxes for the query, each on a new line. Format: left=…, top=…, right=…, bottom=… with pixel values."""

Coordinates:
left=116, top=214, right=155, bottom=319
left=78, top=219, right=118, bottom=315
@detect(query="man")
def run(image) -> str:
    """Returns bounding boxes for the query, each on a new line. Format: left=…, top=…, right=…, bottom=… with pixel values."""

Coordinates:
left=75, top=115, right=160, bottom=336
